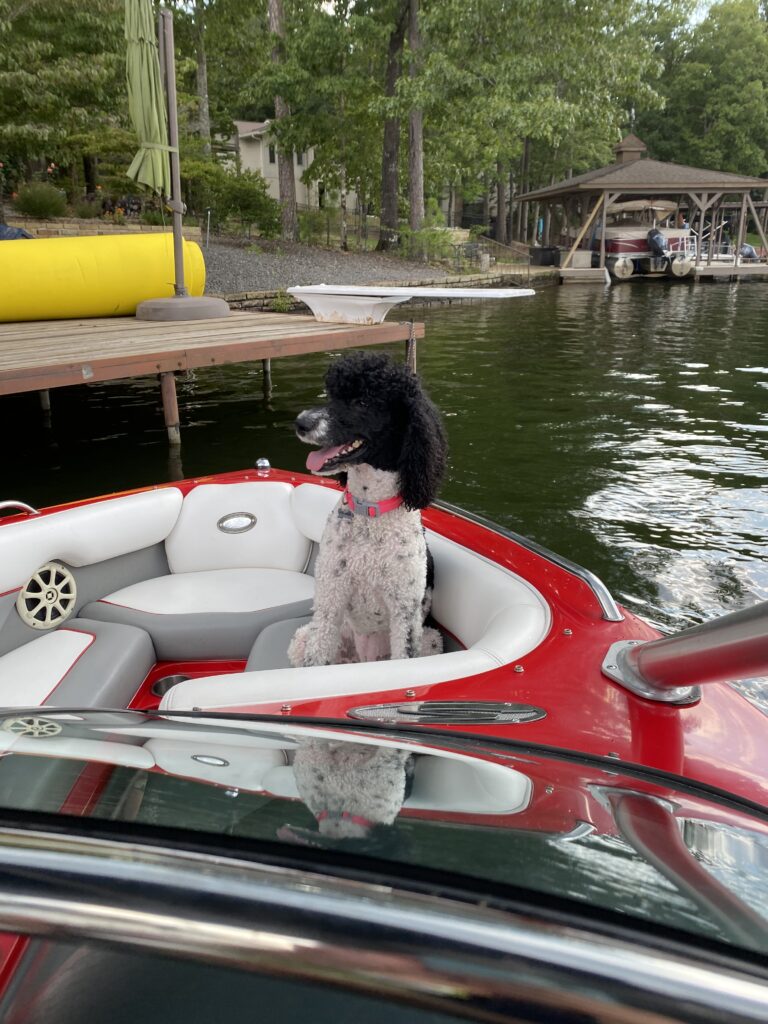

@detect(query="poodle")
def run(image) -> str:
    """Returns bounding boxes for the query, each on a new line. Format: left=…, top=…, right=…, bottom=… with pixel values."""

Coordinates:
left=277, top=739, right=415, bottom=846
left=288, top=350, right=448, bottom=668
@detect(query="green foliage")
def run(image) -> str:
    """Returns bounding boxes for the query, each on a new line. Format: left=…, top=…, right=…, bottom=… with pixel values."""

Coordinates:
left=269, top=288, right=293, bottom=312
left=636, top=0, right=768, bottom=175
left=72, top=199, right=101, bottom=219
left=15, top=183, right=67, bottom=218
left=398, top=225, right=454, bottom=262
left=141, top=210, right=167, bottom=226
left=299, top=207, right=328, bottom=244
left=181, top=159, right=280, bottom=235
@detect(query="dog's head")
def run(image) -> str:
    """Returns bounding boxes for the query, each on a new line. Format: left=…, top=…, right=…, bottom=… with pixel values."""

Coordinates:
left=294, top=351, right=447, bottom=509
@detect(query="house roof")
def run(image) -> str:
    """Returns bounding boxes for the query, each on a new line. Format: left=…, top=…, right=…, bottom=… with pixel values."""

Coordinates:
left=519, top=157, right=767, bottom=201
left=234, top=120, right=270, bottom=139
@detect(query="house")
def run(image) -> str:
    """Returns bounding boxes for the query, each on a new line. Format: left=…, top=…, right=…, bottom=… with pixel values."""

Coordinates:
left=226, top=120, right=318, bottom=208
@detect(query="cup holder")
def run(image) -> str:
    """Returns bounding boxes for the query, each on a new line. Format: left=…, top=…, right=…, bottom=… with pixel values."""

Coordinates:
left=151, top=674, right=191, bottom=698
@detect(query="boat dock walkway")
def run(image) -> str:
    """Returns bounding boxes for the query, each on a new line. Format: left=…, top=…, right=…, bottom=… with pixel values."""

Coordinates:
left=0, top=311, right=423, bottom=445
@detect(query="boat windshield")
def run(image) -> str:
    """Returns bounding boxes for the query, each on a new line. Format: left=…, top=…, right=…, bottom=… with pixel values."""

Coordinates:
left=0, top=709, right=766, bottom=957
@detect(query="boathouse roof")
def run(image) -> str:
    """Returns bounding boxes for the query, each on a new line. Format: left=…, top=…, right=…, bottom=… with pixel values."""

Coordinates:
left=519, top=136, right=767, bottom=201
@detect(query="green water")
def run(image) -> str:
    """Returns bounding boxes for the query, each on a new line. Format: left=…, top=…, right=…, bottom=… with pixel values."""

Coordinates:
left=2, top=279, right=766, bottom=630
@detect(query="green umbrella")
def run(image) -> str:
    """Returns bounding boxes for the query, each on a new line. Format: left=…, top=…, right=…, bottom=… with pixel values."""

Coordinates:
left=125, top=0, right=171, bottom=197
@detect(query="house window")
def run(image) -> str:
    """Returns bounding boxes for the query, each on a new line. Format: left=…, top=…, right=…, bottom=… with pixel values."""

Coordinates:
left=268, top=145, right=276, bottom=164
left=296, top=151, right=303, bottom=166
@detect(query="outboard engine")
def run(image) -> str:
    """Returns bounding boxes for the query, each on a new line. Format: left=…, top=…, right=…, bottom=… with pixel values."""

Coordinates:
left=647, top=228, right=667, bottom=257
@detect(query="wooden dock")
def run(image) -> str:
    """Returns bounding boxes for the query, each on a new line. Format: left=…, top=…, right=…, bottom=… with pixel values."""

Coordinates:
left=0, top=311, right=423, bottom=444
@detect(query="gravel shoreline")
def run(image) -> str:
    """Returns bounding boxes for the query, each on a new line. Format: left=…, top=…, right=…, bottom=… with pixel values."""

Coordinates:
left=203, top=239, right=452, bottom=295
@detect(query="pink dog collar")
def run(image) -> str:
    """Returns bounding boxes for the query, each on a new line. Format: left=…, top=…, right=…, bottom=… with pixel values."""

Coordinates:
left=316, top=809, right=375, bottom=829
left=342, top=489, right=404, bottom=518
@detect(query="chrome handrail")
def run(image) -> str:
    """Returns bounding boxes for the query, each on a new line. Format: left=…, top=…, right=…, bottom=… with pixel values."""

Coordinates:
left=0, top=501, right=40, bottom=517
left=432, top=500, right=623, bottom=622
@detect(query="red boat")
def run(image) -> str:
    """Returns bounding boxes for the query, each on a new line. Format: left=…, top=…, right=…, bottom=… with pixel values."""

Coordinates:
left=0, top=467, right=767, bottom=1021
left=0, top=465, right=765, bottom=804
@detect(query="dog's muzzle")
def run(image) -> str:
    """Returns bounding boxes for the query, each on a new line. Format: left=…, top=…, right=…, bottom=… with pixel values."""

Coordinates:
left=295, top=408, right=330, bottom=444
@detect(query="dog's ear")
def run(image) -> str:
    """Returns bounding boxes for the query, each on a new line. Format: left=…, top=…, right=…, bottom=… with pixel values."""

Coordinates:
left=397, top=388, right=448, bottom=510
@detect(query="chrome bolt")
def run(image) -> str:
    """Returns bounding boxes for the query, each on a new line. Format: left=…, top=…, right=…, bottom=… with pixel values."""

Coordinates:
left=545, top=785, right=554, bottom=795
left=563, top=628, right=573, bottom=636
left=281, top=704, right=292, bottom=713
left=607, top=752, right=620, bottom=759
left=256, top=457, right=271, bottom=476
left=405, top=689, right=416, bottom=697
left=513, top=664, right=524, bottom=673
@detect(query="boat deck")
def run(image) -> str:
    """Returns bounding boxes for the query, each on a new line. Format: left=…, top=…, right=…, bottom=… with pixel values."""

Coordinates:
left=0, top=311, right=423, bottom=444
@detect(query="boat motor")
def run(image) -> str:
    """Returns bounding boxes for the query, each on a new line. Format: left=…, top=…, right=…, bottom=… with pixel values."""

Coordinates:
left=646, top=228, right=667, bottom=258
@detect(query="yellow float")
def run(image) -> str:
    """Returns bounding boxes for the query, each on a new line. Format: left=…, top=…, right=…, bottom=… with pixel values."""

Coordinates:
left=0, top=233, right=205, bottom=322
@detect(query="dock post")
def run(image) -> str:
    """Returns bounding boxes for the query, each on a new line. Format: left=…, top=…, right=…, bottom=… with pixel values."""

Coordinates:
left=38, top=389, right=52, bottom=429
left=159, top=371, right=181, bottom=446
left=405, top=321, right=417, bottom=372
left=262, top=358, right=272, bottom=400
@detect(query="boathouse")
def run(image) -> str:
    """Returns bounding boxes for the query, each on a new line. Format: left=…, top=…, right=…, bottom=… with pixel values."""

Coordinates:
left=517, top=135, right=768, bottom=283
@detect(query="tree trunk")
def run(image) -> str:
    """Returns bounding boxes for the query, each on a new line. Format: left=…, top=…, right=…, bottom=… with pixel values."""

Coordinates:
left=83, top=155, right=98, bottom=194
left=453, top=188, right=463, bottom=229
left=268, top=0, right=298, bottom=242
left=408, top=0, right=424, bottom=231
left=495, top=160, right=507, bottom=243
left=516, top=137, right=529, bottom=240
left=377, top=3, right=407, bottom=251
left=482, top=173, right=490, bottom=230
left=195, top=1, right=212, bottom=156
left=507, top=167, right=515, bottom=241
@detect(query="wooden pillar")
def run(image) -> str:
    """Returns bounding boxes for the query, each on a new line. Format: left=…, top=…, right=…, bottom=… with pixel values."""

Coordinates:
left=159, top=371, right=181, bottom=446
left=599, top=190, right=608, bottom=269
left=735, top=193, right=748, bottom=263
left=561, top=195, right=605, bottom=269
left=746, top=193, right=768, bottom=256
left=405, top=322, right=417, bottom=372
left=262, top=358, right=273, bottom=400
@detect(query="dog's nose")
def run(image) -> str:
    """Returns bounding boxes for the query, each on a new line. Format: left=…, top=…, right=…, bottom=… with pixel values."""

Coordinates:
left=295, top=410, right=316, bottom=433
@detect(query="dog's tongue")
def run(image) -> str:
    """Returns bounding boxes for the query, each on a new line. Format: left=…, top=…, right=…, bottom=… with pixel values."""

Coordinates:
left=306, top=445, right=346, bottom=472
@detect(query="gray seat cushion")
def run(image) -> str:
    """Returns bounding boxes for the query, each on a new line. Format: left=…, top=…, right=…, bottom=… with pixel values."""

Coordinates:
left=245, top=616, right=311, bottom=671
left=80, top=600, right=314, bottom=662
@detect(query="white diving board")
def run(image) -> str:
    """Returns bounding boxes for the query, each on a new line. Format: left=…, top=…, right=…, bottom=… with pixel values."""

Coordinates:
left=287, top=284, right=536, bottom=324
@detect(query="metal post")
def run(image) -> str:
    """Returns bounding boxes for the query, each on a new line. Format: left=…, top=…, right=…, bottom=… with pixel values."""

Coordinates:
left=159, top=10, right=187, bottom=297
left=405, top=321, right=417, bottom=372
left=262, top=358, right=272, bottom=400
left=206, top=207, right=211, bottom=248
left=603, top=599, right=768, bottom=704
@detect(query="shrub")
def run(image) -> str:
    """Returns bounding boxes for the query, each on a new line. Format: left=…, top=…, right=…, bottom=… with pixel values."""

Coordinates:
left=15, top=182, right=67, bottom=219
left=181, top=161, right=280, bottom=237
left=269, top=289, right=293, bottom=313
left=72, top=199, right=101, bottom=219
left=141, top=209, right=165, bottom=226
left=222, top=170, right=281, bottom=238
left=299, top=208, right=327, bottom=244
left=398, top=225, right=454, bottom=262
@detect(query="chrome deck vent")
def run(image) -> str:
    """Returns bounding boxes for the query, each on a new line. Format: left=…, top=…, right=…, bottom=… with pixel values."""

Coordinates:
left=347, top=701, right=547, bottom=725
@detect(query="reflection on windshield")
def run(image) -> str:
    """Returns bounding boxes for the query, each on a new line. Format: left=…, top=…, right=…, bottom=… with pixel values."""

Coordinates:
left=0, top=711, right=766, bottom=956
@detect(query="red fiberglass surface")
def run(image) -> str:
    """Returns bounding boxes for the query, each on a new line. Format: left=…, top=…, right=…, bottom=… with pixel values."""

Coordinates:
left=3, top=468, right=766, bottom=807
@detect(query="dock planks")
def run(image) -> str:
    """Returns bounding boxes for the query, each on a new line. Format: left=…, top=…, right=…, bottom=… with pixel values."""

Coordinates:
left=0, top=311, right=424, bottom=396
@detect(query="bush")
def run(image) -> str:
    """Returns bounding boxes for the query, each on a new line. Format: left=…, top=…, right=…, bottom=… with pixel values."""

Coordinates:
left=181, top=160, right=280, bottom=237
left=141, top=209, right=165, bottom=226
left=299, top=208, right=327, bottom=244
left=72, top=199, right=101, bottom=219
left=15, top=182, right=67, bottom=219
left=398, top=225, right=454, bottom=262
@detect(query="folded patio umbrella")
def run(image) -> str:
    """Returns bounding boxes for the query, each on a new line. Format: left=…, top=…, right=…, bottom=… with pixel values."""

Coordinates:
left=125, top=0, right=171, bottom=197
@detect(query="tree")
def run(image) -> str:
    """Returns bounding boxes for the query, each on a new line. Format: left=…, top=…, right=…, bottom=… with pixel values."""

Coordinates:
left=0, top=0, right=126, bottom=193
left=268, top=0, right=299, bottom=240
left=637, top=0, right=768, bottom=176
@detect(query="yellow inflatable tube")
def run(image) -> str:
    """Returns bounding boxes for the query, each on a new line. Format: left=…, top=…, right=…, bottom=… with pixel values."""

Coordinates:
left=0, top=233, right=206, bottom=321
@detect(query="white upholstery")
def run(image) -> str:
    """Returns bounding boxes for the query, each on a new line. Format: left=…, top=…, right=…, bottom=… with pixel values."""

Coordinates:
left=101, top=568, right=314, bottom=615
left=0, top=629, right=94, bottom=705
left=425, top=533, right=549, bottom=657
left=0, top=728, right=154, bottom=769
left=0, top=488, right=183, bottom=595
left=262, top=755, right=531, bottom=814
left=290, top=483, right=339, bottom=543
left=145, top=738, right=286, bottom=789
left=165, top=483, right=311, bottom=574
left=161, top=650, right=498, bottom=711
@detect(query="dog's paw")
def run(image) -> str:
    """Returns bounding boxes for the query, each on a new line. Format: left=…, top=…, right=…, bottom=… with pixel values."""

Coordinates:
left=420, top=626, right=443, bottom=657
left=288, top=624, right=312, bottom=667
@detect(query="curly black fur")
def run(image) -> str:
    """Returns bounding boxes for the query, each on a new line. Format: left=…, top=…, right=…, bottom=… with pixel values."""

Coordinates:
left=299, top=351, right=448, bottom=509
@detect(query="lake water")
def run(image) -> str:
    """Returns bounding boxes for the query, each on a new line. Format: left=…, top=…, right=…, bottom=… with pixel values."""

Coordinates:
left=2, top=277, right=766, bottom=635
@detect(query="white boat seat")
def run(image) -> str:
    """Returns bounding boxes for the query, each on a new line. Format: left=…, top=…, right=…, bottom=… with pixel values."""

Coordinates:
left=81, top=569, right=315, bottom=661
left=0, top=618, right=155, bottom=709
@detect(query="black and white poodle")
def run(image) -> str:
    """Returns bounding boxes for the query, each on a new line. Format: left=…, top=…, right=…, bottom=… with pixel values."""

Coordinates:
left=288, top=350, right=448, bottom=668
